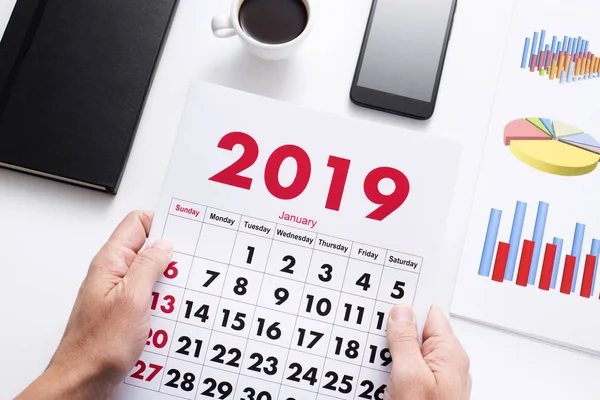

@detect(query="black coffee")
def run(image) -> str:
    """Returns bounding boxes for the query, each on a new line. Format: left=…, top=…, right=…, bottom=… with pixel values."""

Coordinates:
left=239, top=0, right=308, bottom=45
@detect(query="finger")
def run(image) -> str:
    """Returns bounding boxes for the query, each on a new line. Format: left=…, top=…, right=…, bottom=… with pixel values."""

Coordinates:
left=386, top=305, right=431, bottom=384
left=87, top=211, right=155, bottom=281
left=107, top=211, right=154, bottom=253
left=124, top=239, right=174, bottom=298
left=421, top=307, right=470, bottom=380
left=422, top=306, right=455, bottom=341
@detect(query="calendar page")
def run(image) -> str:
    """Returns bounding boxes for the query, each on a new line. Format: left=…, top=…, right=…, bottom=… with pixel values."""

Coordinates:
left=113, top=82, right=461, bottom=400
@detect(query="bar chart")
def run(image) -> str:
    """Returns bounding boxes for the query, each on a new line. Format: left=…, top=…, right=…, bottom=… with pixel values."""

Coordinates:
left=520, top=29, right=599, bottom=83
left=479, top=200, right=600, bottom=298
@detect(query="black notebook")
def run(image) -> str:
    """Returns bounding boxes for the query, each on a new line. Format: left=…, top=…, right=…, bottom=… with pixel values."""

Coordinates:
left=0, top=0, right=179, bottom=194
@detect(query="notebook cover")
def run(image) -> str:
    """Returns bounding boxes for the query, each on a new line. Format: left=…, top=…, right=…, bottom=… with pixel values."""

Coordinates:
left=0, top=0, right=179, bottom=193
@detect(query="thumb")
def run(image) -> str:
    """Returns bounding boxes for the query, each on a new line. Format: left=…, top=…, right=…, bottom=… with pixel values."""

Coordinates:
left=125, top=239, right=174, bottom=297
left=422, top=306, right=455, bottom=341
left=386, top=305, right=430, bottom=384
left=421, top=307, right=470, bottom=379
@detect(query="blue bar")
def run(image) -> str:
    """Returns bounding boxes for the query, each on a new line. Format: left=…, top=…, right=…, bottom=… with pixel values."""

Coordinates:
left=560, top=70, right=567, bottom=83
left=563, top=35, right=569, bottom=52
left=538, top=30, right=546, bottom=54
left=521, top=38, right=531, bottom=68
left=584, top=40, right=589, bottom=54
left=576, top=36, right=583, bottom=54
left=551, top=36, right=557, bottom=55
left=591, top=239, right=600, bottom=295
left=568, top=61, right=575, bottom=82
left=570, top=223, right=586, bottom=292
left=550, top=238, right=564, bottom=289
left=557, top=41, right=562, bottom=55
left=479, top=209, right=502, bottom=277
left=528, top=201, right=549, bottom=285
left=530, top=32, right=540, bottom=67
left=505, top=201, right=527, bottom=281
left=568, top=37, right=574, bottom=54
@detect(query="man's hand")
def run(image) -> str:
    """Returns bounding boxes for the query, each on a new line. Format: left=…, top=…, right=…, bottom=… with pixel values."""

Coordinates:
left=385, top=305, right=471, bottom=400
left=16, top=211, right=172, bottom=400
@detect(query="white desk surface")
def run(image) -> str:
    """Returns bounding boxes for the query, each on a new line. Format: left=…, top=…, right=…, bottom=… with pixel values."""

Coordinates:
left=1, top=0, right=598, bottom=398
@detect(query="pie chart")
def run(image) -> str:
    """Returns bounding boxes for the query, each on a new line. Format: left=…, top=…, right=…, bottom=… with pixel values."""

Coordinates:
left=504, top=118, right=600, bottom=176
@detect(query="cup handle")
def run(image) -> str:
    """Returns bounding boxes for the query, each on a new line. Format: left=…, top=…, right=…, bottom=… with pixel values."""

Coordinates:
left=212, top=15, right=237, bottom=38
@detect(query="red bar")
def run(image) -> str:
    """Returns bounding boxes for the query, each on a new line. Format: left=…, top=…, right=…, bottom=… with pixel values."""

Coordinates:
left=560, top=255, right=576, bottom=294
left=492, top=242, right=510, bottom=282
left=580, top=255, right=597, bottom=298
left=516, top=240, right=535, bottom=286
left=545, top=52, right=553, bottom=70
left=538, top=51, right=546, bottom=70
left=530, top=54, right=538, bottom=72
left=539, top=243, right=558, bottom=291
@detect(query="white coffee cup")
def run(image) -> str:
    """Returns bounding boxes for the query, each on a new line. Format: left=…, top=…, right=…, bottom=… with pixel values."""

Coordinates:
left=211, top=0, right=313, bottom=60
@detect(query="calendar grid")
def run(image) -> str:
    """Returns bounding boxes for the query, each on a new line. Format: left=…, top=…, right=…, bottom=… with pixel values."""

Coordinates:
left=171, top=197, right=424, bottom=260
left=272, top=227, right=320, bottom=400
left=157, top=213, right=207, bottom=392
left=182, top=218, right=214, bottom=400
left=144, top=313, right=391, bottom=374
left=166, top=258, right=419, bottom=293
left=196, top=214, right=245, bottom=400
left=350, top=243, right=388, bottom=398
left=229, top=222, right=276, bottom=398
left=160, top=251, right=420, bottom=278
left=315, top=244, right=353, bottom=398
left=129, top=365, right=398, bottom=400
left=127, top=199, right=424, bottom=399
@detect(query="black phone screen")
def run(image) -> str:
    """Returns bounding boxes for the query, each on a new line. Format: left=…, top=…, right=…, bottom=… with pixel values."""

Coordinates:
left=356, top=0, right=455, bottom=103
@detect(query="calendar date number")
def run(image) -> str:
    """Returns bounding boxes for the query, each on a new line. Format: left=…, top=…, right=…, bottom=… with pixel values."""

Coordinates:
left=165, top=368, right=196, bottom=392
left=209, top=131, right=410, bottom=221
left=359, top=380, right=387, bottom=400
left=146, top=329, right=169, bottom=349
left=150, top=292, right=176, bottom=314
left=201, top=378, right=233, bottom=399
left=130, top=361, right=163, bottom=382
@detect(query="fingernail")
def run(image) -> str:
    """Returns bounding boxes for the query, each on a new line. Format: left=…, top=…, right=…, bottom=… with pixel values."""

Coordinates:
left=150, top=239, right=174, bottom=256
left=390, top=305, right=415, bottom=323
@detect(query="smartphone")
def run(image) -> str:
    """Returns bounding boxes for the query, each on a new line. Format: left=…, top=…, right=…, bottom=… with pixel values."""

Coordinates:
left=350, top=0, right=458, bottom=120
